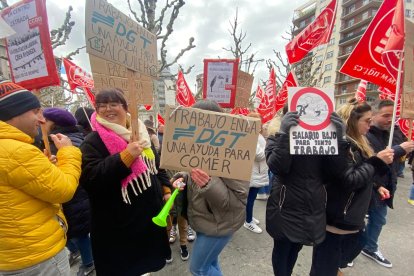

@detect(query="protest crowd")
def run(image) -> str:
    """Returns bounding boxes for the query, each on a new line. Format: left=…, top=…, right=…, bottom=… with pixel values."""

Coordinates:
left=1, top=0, right=414, bottom=275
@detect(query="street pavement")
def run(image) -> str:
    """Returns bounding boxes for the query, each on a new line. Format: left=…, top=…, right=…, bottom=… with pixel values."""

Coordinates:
left=72, top=166, right=414, bottom=276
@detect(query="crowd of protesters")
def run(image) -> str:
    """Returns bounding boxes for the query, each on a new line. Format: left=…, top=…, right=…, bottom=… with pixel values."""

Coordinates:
left=1, top=79, right=413, bottom=276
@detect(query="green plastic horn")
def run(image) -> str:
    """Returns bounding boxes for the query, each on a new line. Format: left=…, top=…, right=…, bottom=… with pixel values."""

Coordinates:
left=152, top=187, right=180, bottom=227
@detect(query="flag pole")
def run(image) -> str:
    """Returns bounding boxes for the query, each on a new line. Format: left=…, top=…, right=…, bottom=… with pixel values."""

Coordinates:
left=387, top=51, right=404, bottom=148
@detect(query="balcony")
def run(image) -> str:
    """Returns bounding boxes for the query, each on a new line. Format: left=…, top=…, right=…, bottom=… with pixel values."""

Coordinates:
left=341, top=0, right=382, bottom=21
left=341, top=15, right=373, bottom=33
left=293, top=0, right=316, bottom=21
left=338, top=30, right=365, bottom=45
left=335, top=74, right=360, bottom=85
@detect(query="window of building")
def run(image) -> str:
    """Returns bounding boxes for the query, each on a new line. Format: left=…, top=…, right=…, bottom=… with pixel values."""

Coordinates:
left=325, top=63, right=332, bottom=71
left=328, top=38, right=335, bottom=46
left=348, top=18, right=354, bottom=27
left=372, top=9, right=378, bottom=16
left=332, top=25, right=336, bottom=32
left=345, top=45, right=353, bottom=54
left=362, top=11, right=369, bottom=20
left=406, top=9, right=412, bottom=18
left=340, top=98, right=347, bottom=104
left=316, top=55, right=323, bottom=62
left=348, top=4, right=355, bottom=14
left=347, top=31, right=354, bottom=38
left=317, top=45, right=325, bottom=51
left=326, top=51, right=334, bottom=59
left=314, top=68, right=321, bottom=74
left=300, top=20, right=306, bottom=28
left=324, top=76, right=331, bottom=84
left=341, top=85, right=347, bottom=93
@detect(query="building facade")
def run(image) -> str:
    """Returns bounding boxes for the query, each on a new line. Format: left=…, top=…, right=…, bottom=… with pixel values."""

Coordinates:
left=292, top=0, right=414, bottom=107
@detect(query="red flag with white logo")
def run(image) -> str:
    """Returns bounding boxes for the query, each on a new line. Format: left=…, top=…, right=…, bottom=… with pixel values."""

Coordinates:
left=63, top=58, right=94, bottom=92
left=257, top=68, right=277, bottom=124
left=339, top=0, right=401, bottom=92
left=355, top=80, right=368, bottom=102
left=176, top=71, right=196, bottom=107
left=255, top=84, right=264, bottom=101
left=382, top=0, right=405, bottom=81
left=275, top=71, right=298, bottom=112
left=285, top=0, right=337, bottom=64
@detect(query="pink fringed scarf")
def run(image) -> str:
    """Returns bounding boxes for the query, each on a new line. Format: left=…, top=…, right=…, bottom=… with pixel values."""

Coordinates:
left=91, top=112, right=151, bottom=204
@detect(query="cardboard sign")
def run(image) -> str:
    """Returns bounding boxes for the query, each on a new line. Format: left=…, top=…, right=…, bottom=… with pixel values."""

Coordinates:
left=89, top=55, right=153, bottom=105
left=160, top=106, right=260, bottom=181
left=400, top=20, right=414, bottom=119
left=202, top=59, right=239, bottom=108
left=1, top=0, right=59, bottom=90
left=234, top=70, right=254, bottom=108
left=85, top=0, right=157, bottom=77
left=288, top=87, right=338, bottom=155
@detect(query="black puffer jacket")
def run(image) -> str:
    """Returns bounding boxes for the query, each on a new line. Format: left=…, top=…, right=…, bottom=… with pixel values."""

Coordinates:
left=366, top=126, right=406, bottom=208
left=49, top=126, right=91, bottom=239
left=326, top=142, right=389, bottom=231
left=265, top=133, right=349, bottom=245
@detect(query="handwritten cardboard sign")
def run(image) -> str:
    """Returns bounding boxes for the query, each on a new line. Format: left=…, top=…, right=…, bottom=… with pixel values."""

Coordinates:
left=89, top=55, right=153, bottom=105
left=288, top=87, right=338, bottom=155
left=160, top=105, right=260, bottom=181
left=1, top=0, right=59, bottom=90
left=401, top=20, right=414, bottom=119
left=235, top=70, right=254, bottom=108
left=85, top=0, right=157, bottom=77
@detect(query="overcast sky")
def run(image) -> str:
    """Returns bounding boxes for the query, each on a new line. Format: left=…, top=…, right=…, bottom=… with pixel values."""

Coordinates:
left=8, top=0, right=306, bottom=90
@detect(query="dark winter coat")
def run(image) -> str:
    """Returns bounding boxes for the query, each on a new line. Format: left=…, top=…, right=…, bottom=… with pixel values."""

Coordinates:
left=326, top=142, right=389, bottom=231
left=80, top=132, right=169, bottom=276
left=366, top=126, right=406, bottom=208
left=49, top=126, right=91, bottom=239
left=265, top=133, right=349, bottom=246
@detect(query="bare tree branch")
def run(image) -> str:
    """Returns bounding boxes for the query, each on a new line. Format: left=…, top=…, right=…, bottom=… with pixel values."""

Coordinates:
left=64, top=46, right=86, bottom=60
left=50, top=6, right=75, bottom=49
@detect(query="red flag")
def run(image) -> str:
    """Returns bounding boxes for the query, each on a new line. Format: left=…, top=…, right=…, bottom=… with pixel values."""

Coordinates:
left=230, top=107, right=249, bottom=116
left=176, top=71, right=195, bottom=107
left=157, top=113, right=165, bottom=125
left=339, top=0, right=401, bottom=92
left=83, top=87, right=96, bottom=106
left=398, top=119, right=414, bottom=140
left=63, top=58, right=94, bottom=92
left=285, top=0, right=337, bottom=64
left=275, top=71, right=298, bottom=112
left=255, top=84, right=264, bottom=101
left=257, top=68, right=277, bottom=124
left=355, top=80, right=368, bottom=102
left=382, top=0, right=405, bottom=81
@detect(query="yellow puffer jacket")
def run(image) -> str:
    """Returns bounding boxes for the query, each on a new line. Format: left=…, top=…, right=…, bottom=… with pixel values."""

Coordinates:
left=0, top=121, right=82, bottom=271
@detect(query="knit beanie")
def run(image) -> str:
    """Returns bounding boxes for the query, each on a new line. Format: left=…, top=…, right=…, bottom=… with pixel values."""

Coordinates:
left=0, top=80, right=40, bottom=121
left=43, top=107, right=77, bottom=127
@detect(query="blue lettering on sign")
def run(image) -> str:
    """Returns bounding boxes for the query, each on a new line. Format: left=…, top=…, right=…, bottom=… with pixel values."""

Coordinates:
left=92, top=12, right=114, bottom=27
left=173, top=125, right=196, bottom=140
left=195, top=129, right=246, bottom=149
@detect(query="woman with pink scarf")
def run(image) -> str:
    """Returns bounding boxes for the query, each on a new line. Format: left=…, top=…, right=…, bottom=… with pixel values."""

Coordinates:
left=80, top=88, right=170, bottom=275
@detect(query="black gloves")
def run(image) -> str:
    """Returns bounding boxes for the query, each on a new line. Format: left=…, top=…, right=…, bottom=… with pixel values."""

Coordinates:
left=330, top=112, right=346, bottom=141
left=279, top=111, right=299, bottom=134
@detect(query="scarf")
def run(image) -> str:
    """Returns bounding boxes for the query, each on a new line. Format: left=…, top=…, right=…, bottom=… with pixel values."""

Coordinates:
left=91, top=112, right=158, bottom=204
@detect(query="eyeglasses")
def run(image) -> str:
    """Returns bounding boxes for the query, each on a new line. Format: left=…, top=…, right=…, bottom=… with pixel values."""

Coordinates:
left=96, top=102, right=123, bottom=111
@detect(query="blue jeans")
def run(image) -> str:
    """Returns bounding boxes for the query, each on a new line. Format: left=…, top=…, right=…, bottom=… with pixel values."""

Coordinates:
left=66, top=235, right=94, bottom=266
left=189, top=232, right=232, bottom=276
left=409, top=184, right=414, bottom=200
left=246, top=187, right=259, bottom=223
left=364, top=203, right=388, bottom=252
left=0, top=249, right=70, bottom=276
left=258, top=171, right=273, bottom=195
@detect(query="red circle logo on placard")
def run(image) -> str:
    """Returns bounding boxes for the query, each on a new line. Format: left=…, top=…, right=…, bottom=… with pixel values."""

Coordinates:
left=290, top=87, right=333, bottom=131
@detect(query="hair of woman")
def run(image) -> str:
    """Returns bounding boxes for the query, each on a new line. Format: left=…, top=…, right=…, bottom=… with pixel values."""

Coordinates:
left=95, top=88, right=128, bottom=111
left=336, top=97, right=374, bottom=158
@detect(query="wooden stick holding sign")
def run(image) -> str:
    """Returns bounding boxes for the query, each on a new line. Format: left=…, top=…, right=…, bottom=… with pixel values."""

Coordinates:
left=128, top=69, right=139, bottom=141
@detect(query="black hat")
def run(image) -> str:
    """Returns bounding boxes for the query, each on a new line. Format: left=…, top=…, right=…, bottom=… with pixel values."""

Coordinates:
left=0, top=80, right=40, bottom=121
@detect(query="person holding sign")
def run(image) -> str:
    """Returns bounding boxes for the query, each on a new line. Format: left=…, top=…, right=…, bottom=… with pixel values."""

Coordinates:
left=265, top=111, right=349, bottom=276
left=0, top=80, right=81, bottom=275
left=310, top=98, right=393, bottom=275
left=79, top=88, right=170, bottom=275
left=171, top=100, right=250, bottom=276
